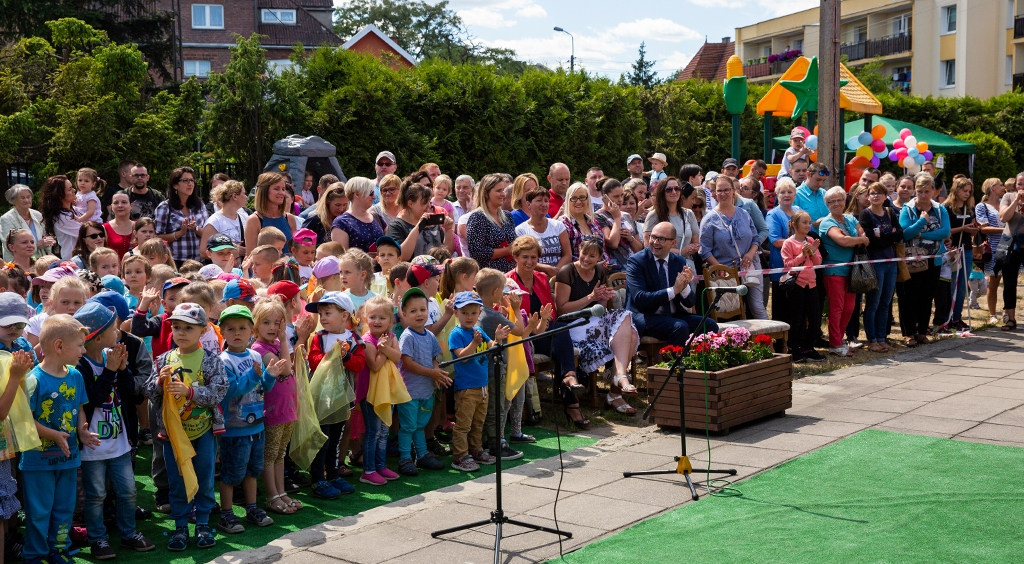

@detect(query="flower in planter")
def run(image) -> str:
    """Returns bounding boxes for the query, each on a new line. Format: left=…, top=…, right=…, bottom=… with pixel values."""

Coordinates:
left=653, top=329, right=775, bottom=372
left=768, top=54, right=779, bottom=64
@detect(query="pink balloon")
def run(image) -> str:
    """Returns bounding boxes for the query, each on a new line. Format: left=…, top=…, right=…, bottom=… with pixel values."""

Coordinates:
left=893, top=139, right=905, bottom=149
left=870, top=156, right=880, bottom=168
left=895, top=149, right=908, bottom=160
left=900, top=128, right=912, bottom=139
left=870, top=139, right=886, bottom=152
left=922, top=150, right=933, bottom=161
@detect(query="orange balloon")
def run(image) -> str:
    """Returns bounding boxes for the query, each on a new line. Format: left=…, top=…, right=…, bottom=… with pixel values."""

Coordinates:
left=809, top=150, right=818, bottom=162
left=814, top=125, right=819, bottom=136
left=871, top=124, right=886, bottom=140
left=916, top=142, right=928, bottom=153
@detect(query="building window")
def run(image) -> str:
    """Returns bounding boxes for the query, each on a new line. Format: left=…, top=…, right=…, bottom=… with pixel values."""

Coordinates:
left=191, top=4, right=223, bottom=29
left=1008, top=56, right=1014, bottom=85
left=184, top=60, right=212, bottom=78
left=854, top=25, right=867, bottom=43
left=261, top=9, right=297, bottom=24
left=941, top=59, right=955, bottom=88
left=793, top=38, right=803, bottom=51
left=893, top=14, right=910, bottom=36
left=762, top=45, right=771, bottom=58
left=942, top=5, right=956, bottom=34
left=1009, top=0, right=1015, bottom=29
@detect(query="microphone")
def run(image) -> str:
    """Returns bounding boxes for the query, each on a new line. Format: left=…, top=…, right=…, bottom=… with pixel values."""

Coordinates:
left=712, top=285, right=749, bottom=296
left=555, top=304, right=606, bottom=322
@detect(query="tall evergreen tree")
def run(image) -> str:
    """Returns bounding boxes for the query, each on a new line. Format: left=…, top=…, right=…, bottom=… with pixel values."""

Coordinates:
left=627, top=42, right=659, bottom=89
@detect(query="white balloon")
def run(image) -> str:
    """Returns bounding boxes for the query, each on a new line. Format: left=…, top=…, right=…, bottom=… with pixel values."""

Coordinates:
left=906, top=162, right=921, bottom=175
left=904, top=136, right=918, bottom=148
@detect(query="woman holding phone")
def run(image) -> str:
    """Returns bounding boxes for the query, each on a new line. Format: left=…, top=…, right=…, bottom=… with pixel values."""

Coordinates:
left=386, top=176, right=454, bottom=260
left=595, top=177, right=644, bottom=270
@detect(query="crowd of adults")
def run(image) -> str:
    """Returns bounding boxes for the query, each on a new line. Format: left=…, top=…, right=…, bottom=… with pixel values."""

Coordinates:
left=6, top=144, right=1023, bottom=383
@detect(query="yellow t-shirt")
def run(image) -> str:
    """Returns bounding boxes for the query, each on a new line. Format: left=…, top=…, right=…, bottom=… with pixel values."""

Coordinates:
left=166, top=348, right=212, bottom=440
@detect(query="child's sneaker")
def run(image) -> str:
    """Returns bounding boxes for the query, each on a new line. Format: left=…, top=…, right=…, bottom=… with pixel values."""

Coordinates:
left=451, top=455, right=480, bottom=472
left=167, top=526, right=190, bottom=552
left=120, top=532, right=155, bottom=552
left=498, top=445, right=524, bottom=461
left=427, top=437, right=452, bottom=456
left=245, top=507, right=274, bottom=527
left=378, top=467, right=400, bottom=481
left=329, top=478, right=355, bottom=495
left=216, top=513, right=245, bottom=534
left=416, top=452, right=445, bottom=470
left=154, top=489, right=171, bottom=514
left=311, top=480, right=341, bottom=499
left=398, top=458, right=419, bottom=476
left=473, top=450, right=496, bottom=465
left=89, top=539, right=116, bottom=560
left=509, top=433, right=536, bottom=444
left=194, top=524, right=216, bottom=549
left=360, top=472, right=387, bottom=486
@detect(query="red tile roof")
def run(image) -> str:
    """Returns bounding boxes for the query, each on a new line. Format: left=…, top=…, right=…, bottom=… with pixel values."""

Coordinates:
left=257, top=0, right=342, bottom=46
left=676, top=39, right=734, bottom=82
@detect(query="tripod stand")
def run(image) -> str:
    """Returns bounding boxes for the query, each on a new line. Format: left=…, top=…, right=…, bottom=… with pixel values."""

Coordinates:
left=431, top=320, right=581, bottom=564
left=623, top=290, right=737, bottom=500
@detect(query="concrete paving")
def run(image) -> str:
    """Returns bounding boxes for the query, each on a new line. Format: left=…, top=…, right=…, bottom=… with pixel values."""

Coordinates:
left=213, top=330, right=1024, bottom=564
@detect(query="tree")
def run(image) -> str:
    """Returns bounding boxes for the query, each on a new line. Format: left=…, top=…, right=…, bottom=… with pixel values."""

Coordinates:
left=333, top=0, right=525, bottom=73
left=0, top=0, right=175, bottom=82
left=845, top=56, right=895, bottom=96
left=627, top=42, right=659, bottom=89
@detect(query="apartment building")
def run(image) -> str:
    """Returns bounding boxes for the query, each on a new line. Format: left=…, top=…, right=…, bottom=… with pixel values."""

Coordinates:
left=734, top=0, right=1022, bottom=98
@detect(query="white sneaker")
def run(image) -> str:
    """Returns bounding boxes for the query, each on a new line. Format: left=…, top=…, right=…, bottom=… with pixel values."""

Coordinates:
left=846, top=340, right=863, bottom=350
left=828, top=346, right=851, bottom=357
left=990, top=316, right=1001, bottom=325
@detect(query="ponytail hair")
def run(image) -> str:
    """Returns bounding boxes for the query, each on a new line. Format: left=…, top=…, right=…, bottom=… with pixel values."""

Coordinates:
left=76, top=168, right=106, bottom=197
left=438, top=257, right=480, bottom=299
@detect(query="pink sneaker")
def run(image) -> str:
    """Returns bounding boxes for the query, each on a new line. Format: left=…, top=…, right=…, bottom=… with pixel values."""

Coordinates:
left=378, top=467, right=400, bottom=481
left=359, top=472, right=387, bottom=486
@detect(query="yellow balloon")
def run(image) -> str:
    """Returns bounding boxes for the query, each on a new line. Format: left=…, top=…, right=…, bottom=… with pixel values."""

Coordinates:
left=856, top=145, right=873, bottom=159
left=916, top=142, right=928, bottom=153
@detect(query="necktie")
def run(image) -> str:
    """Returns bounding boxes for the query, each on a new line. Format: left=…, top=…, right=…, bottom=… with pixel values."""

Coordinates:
left=658, top=259, right=674, bottom=314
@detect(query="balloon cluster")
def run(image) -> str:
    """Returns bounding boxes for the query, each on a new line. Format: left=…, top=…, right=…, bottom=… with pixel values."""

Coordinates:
left=794, top=126, right=821, bottom=163
left=845, top=125, right=888, bottom=169
left=887, top=128, right=932, bottom=175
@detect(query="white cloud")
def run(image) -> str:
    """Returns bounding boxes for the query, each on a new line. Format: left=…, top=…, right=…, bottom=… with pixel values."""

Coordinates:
left=688, top=0, right=817, bottom=16
left=689, top=0, right=745, bottom=8
left=516, top=4, right=547, bottom=18
left=460, top=7, right=518, bottom=28
left=607, top=18, right=701, bottom=42
left=661, top=51, right=693, bottom=73
left=454, top=0, right=547, bottom=28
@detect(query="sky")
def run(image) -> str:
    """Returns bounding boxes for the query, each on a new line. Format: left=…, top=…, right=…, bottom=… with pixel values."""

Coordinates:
left=337, top=0, right=821, bottom=78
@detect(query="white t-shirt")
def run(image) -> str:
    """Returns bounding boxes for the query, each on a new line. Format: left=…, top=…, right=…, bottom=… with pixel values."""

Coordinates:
left=319, top=330, right=351, bottom=356
left=590, top=195, right=604, bottom=213
left=75, top=192, right=102, bottom=223
left=54, top=214, right=79, bottom=260
left=299, top=265, right=312, bottom=287
left=457, top=209, right=477, bottom=258
left=205, top=210, right=249, bottom=245
left=515, top=219, right=567, bottom=267
left=200, top=324, right=221, bottom=354
left=25, top=311, right=48, bottom=338
left=80, top=354, right=131, bottom=462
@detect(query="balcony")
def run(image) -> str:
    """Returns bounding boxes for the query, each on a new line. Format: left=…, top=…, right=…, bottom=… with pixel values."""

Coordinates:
left=1016, top=15, right=1024, bottom=39
left=1014, top=73, right=1024, bottom=92
left=743, top=58, right=797, bottom=79
left=841, top=33, right=912, bottom=62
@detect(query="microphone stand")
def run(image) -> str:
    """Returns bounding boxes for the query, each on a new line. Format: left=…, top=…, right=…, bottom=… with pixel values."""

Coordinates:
left=431, top=318, right=583, bottom=564
left=622, top=289, right=737, bottom=500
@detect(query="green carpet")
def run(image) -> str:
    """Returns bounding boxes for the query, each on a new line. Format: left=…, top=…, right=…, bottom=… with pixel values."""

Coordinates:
left=79, top=427, right=594, bottom=564
left=552, top=430, right=1024, bottom=564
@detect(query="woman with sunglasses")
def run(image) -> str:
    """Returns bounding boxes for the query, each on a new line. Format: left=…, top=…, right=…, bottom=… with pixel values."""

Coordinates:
left=156, top=166, right=209, bottom=264
left=642, top=177, right=699, bottom=259
left=70, top=221, right=106, bottom=269
left=557, top=183, right=610, bottom=264
left=370, top=174, right=402, bottom=232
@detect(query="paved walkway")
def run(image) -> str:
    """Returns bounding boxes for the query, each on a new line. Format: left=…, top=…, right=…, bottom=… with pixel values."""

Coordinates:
left=214, top=330, right=1024, bottom=564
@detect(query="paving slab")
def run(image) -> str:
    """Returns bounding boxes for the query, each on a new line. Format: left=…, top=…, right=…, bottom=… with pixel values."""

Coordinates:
left=524, top=492, right=663, bottom=530
left=872, top=413, right=979, bottom=435
left=908, top=394, right=1024, bottom=421
left=308, top=525, right=440, bottom=564
left=955, top=422, right=1024, bottom=443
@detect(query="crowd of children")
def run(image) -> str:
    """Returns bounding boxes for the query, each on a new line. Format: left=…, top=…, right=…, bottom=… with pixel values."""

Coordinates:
left=0, top=226, right=555, bottom=562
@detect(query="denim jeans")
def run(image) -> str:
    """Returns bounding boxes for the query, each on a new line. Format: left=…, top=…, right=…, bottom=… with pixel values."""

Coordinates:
left=163, top=430, right=216, bottom=528
left=360, top=400, right=388, bottom=474
left=863, top=262, right=897, bottom=343
left=396, top=397, right=434, bottom=461
left=82, top=451, right=137, bottom=543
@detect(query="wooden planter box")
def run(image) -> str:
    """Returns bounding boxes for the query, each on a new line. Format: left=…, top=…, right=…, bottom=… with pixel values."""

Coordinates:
left=647, top=354, right=793, bottom=434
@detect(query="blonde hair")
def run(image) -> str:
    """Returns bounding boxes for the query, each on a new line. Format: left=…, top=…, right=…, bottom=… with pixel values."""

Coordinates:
left=210, top=179, right=245, bottom=205
left=439, top=257, right=479, bottom=299
left=121, top=253, right=152, bottom=278
left=179, top=282, right=215, bottom=311
left=178, top=259, right=203, bottom=276
left=253, top=294, right=287, bottom=341
left=149, top=264, right=176, bottom=290
left=39, top=314, right=87, bottom=353
left=209, top=279, right=227, bottom=302
left=774, top=177, right=797, bottom=194
left=789, top=210, right=811, bottom=236
left=343, top=177, right=375, bottom=200
left=317, top=241, right=345, bottom=258
left=557, top=182, right=590, bottom=219
left=49, top=276, right=90, bottom=307
left=473, top=174, right=509, bottom=226
left=139, top=238, right=176, bottom=269
left=511, top=173, right=539, bottom=211
left=379, top=174, right=401, bottom=193
left=317, top=182, right=347, bottom=229
left=474, top=268, right=506, bottom=298
left=341, top=248, right=374, bottom=290
left=982, top=178, right=1004, bottom=199
left=914, top=172, right=935, bottom=191
left=33, top=255, right=60, bottom=277
left=511, top=234, right=541, bottom=257
left=250, top=245, right=281, bottom=263
left=88, top=247, right=119, bottom=273
left=433, top=174, right=452, bottom=195
left=257, top=227, right=287, bottom=246
left=255, top=172, right=288, bottom=216
left=362, top=295, right=394, bottom=327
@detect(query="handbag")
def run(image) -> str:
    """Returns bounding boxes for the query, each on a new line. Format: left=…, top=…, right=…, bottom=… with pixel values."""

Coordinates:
left=905, top=245, right=930, bottom=273
left=895, top=242, right=911, bottom=282
left=725, top=218, right=760, bottom=287
left=848, top=246, right=878, bottom=293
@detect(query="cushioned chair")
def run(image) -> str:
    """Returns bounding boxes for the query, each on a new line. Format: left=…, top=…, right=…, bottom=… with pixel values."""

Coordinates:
left=703, top=264, right=790, bottom=353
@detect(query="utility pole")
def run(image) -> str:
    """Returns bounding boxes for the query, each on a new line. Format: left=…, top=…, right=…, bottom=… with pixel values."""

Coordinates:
left=818, top=0, right=842, bottom=177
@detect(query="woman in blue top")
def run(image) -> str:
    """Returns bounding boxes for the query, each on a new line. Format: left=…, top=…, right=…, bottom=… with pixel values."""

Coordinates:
left=899, top=173, right=951, bottom=347
left=766, top=178, right=801, bottom=320
left=245, top=172, right=297, bottom=256
left=820, top=186, right=869, bottom=357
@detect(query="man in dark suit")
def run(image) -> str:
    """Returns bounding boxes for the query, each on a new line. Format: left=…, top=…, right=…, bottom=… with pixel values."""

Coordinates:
left=626, top=221, right=718, bottom=345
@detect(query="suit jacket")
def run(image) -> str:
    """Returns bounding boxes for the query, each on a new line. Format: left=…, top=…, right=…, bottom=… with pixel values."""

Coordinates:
left=625, top=247, right=696, bottom=316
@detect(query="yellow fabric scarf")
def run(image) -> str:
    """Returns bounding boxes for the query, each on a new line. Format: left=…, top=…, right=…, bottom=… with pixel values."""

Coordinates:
left=162, top=373, right=198, bottom=502
left=367, top=359, right=411, bottom=427
left=504, top=306, right=530, bottom=400
left=0, top=352, right=41, bottom=459
left=309, top=341, right=356, bottom=425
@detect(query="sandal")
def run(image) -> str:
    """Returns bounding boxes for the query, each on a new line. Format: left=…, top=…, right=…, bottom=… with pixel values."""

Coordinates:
left=606, top=393, right=637, bottom=415
left=905, top=337, right=918, bottom=348
left=1003, top=319, right=1018, bottom=331
left=563, top=404, right=590, bottom=427
left=917, top=335, right=931, bottom=344
left=337, top=464, right=354, bottom=477
left=282, top=496, right=302, bottom=511
left=265, top=494, right=295, bottom=515
left=562, top=372, right=585, bottom=391
left=867, top=343, right=885, bottom=353
left=614, top=376, right=638, bottom=395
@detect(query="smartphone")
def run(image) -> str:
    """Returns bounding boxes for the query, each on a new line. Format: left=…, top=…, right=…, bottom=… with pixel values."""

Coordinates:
left=422, top=213, right=446, bottom=227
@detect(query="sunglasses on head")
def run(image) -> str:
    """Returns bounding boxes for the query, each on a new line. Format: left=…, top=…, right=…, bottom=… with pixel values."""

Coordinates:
left=817, top=170, right=832, bottom=177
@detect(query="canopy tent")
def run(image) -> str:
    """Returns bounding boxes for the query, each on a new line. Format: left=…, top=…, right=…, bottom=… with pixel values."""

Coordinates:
left=772, top=116, right=976, bottom=154
left=262, top=135, right=347, bottom=191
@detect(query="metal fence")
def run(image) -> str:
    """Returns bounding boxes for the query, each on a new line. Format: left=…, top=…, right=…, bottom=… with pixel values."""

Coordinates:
left=840, top=34, right=912, bottom=62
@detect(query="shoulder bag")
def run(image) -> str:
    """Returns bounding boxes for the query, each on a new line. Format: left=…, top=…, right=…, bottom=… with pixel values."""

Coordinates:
left=836, top=216, right=877, bottom=293
left=888, top=207, right=911, bottom=282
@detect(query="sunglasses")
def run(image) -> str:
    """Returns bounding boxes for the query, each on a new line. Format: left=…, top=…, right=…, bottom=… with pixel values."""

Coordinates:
left=662, top=185, right=681, bottom=193
left=817, top=170, right=832, bottom=177
left=85, top=232, right=105, bottom=240
left=376, top=161, right=395, bottom=167
left=2, top=322, right=26, bottom=331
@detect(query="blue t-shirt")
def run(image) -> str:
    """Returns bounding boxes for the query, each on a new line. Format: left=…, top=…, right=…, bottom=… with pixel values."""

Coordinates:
left=220, top=349, right=275, bottom=437
left=510, top=209, right=529, bottom=227
left=0, top=336, right=37, bottom=363
left=819, top=214, right=859, bottom=276
left=21, top=365, right=87, bottom=471
left=794, top=184, right=829, bottom=229
left=448, top=325, right=490, bottom=391
left=399, top=327, right=442, bottom=400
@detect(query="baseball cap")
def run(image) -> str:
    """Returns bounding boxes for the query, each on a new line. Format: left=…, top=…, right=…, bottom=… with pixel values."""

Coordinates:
left=304, top=291, right=355, bottom=315
left=452, top=291, right=484, bottom=310
left=217, top=272, right=241, bottom=282
left=626, top=154, right=643, bottom=166
left=411, top=256, right=443, bottom=276
left=101, top=274, right=126, bottom=296
left=649, top=152, right=667, bottom=165
left=292, top=228, right=316, bottom=248
left=162, top=277, right=190, bottom=296
left=74, top=301, right=116, bottom=341
left=222, top=279, right=256, bottom=303
left=219, top=304, right=254, bottom=324
left=168, top=302, right=207, bottom=325
left=32, top=265, right=75, bottom=285
left=722, top=158, right=739, bottom=169
left=268, top=280, right=300, bottom=303
left=0, top=293, right=30, bottom=326
left=375, top=150, right=396, bottom=164
left=312, top=256, right=341, bottom=279
left=206, top=234, right=236, bottom=252
left=790, top=127, right=806, bottom=139
left=406, top=264, right=439, bottom=287
left=400, top=287, right=426, bottom=308
left=706, top=171, right=720, bottom=183
left=198, top=264, right=224, bottom=281
left=370, top=235, right=401, bottom=253
left=88, top=291, right=129, bottom=322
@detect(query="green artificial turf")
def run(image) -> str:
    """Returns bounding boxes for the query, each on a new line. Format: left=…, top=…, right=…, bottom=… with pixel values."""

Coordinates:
left=552, top=430, right=1024, bottom=564
left=76, top=427, right=594, bottom=564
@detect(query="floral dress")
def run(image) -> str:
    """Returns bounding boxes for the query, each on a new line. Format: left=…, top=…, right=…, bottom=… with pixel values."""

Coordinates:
left=555, top=262, right=638, bottom=374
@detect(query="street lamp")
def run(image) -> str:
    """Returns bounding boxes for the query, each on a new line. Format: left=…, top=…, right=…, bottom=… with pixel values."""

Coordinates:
left=553, top=26, right=574, bottom=73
